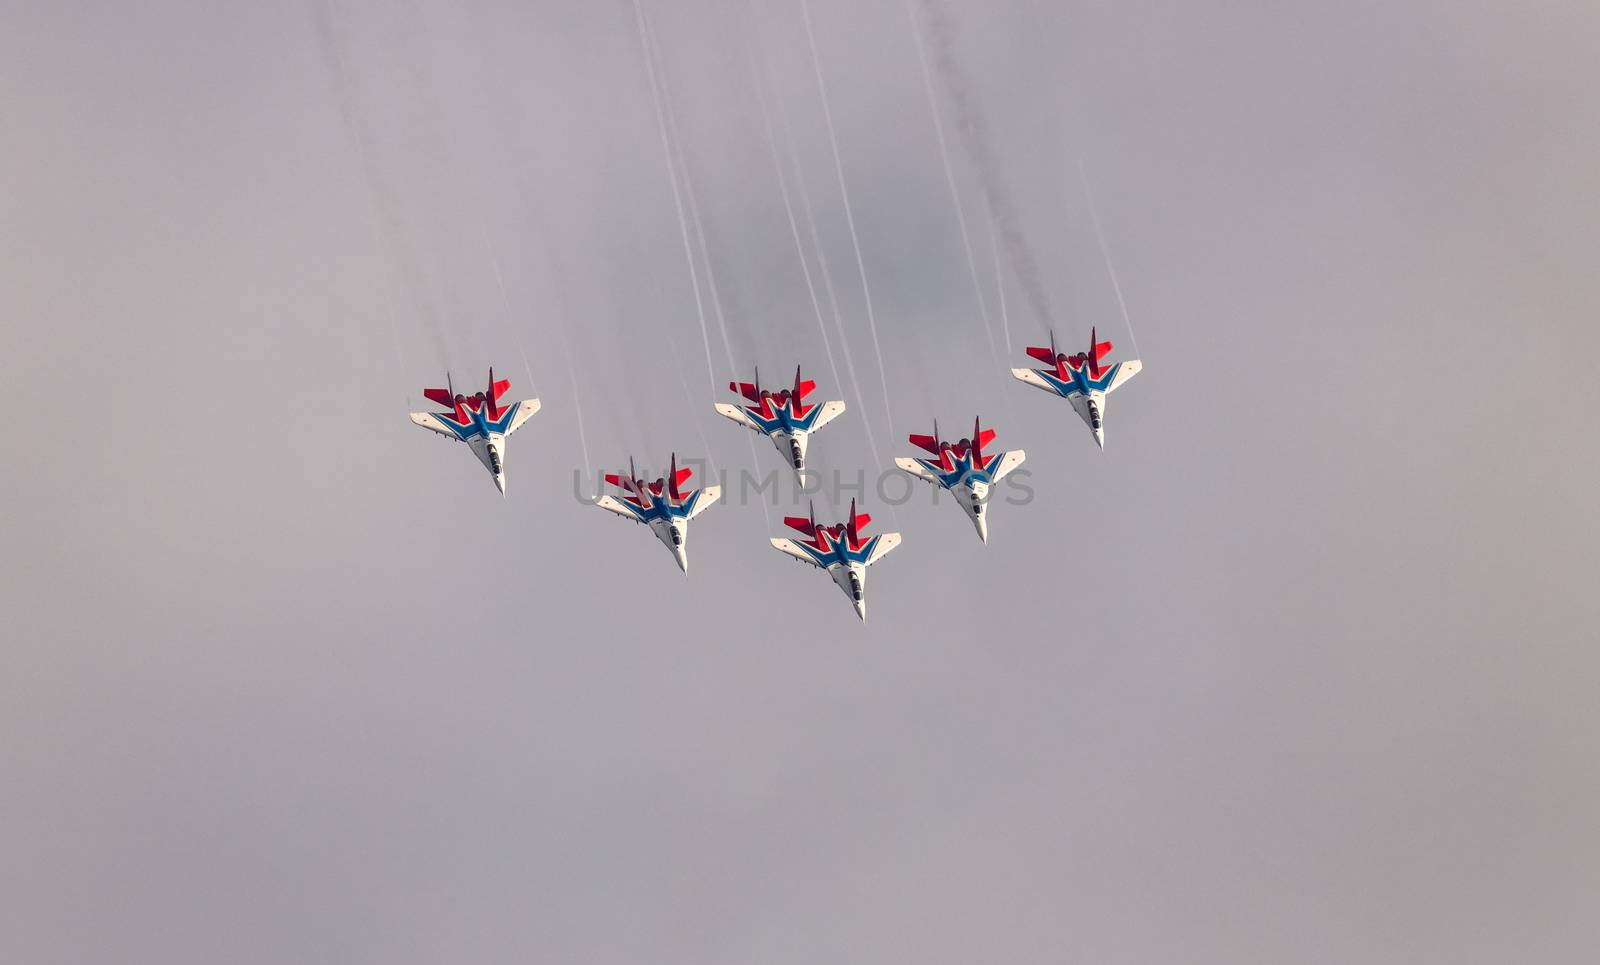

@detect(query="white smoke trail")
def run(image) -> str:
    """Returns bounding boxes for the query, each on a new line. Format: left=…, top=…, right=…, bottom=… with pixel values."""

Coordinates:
left=771, top=67, right=886, bottom=475
left=639, top=260, right=742, bottom=517
left=798, top=0, right=895, bottom=430
left=312, top=0, right=457, bottom=371
left=382, top=278, right=411, bottom=406
left=748, top=48, right=844, bottom=414
left=483, top=231, right=542, bottom=399
left=901, top=0, right=997, bottom=365
left=561, top=342, right=593, bottom=484
left=1078, top=158, right=1141, bottom=360
left=634, top=3, right=774, bottom=517
left=985, top=195, right=1012, bottom=354
left=918, top=0, right=1054, bottom=333
left=631, top=0, right=718, bottom=398
left=644, top=13, right=740, bottom=376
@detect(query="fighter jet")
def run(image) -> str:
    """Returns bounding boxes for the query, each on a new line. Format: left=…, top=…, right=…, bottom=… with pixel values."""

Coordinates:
left=590, top=453, right=720, bottom=574
left=894, top=417, right=1026, bottom=543
left=769, top=499, right=901, bottom=621
left=714, top=365, right=846, bottom=477
left=1010, top=326, right=1141, bottom=449
left=409, top=368, right=541, bottom=495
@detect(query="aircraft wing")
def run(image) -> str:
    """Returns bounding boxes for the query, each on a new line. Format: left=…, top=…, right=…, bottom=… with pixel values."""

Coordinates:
left=894, top=457, right=945, bottom=487
left=1012, top=367, right=1078, bottom=397
left=714, top=403, right=760, bottom=432
left=866, top=532, right=901, bottom=566
left=687, top=486, right=720, bottom=520
left=409, top=411, right=463, bottom=439
left=812, top=400, right=847, bottom=431
left=591, top=495, right=643, bottom=522
left=507, top=398, right=542, bottom=434
left=1106, top=358, right=1142, bottom=393
left=992, top=449, right=1026, bottom=482
left=770, top=537, right=823, bottom=568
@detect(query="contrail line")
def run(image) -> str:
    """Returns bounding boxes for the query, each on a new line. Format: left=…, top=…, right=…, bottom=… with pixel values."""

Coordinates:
left=902, top=0, right=997, bottom=365
left=799, top=0, right=895, bottom=433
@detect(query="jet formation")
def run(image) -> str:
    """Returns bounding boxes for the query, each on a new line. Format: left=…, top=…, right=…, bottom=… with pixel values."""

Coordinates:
left=407, top=331, right=1141, bottom=621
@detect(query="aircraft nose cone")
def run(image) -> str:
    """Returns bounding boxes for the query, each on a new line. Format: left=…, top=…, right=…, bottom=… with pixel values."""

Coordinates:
left=1093, top=429, right=1105, bottom=450
left=853, top=598, right=867, bottom=622
left=495, top=475, right=506, bottom=495
left=674, top=547, right=688, bottom=574
left=974, top=515, right=989, bottom=544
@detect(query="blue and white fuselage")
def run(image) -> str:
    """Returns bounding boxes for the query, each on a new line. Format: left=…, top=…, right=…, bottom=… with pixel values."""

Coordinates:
left=894, top=445, right=1026, bottom=543
left=715, top=396, right=847, bottom=477
left=591, top=471, right=720, bottom=575
left=410, top=396, right=541, bottom=495
left=769, top=523, right=902, bottom=622
left=1011, top=358, right=1141, bottom=449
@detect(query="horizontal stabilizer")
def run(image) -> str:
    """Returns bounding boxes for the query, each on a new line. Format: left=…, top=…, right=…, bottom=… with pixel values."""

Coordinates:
left=492, top=377, right=511, bottom=401
left=423, top=387, right=455, bottom=409
left=976, top=428, right=996, bottom=450
left=1094, top=340, right=1114, bottom=361
left=908, top=433, right=940, bottom=454
left=1026, top=346, right=1056, bottom=365
left=783, top=515, right=816, bottom=537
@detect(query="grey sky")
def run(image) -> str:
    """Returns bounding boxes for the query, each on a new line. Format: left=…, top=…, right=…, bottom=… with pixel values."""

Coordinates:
left=2, top=1, right=1597, bottom=962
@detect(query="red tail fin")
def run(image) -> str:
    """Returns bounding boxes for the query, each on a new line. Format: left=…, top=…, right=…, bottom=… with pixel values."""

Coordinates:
left=793, top=364, right=817, bottom=400
left=974, top=416, right=996, bottom=455
left=1092, top=324, right=1114, bottom=362
left=669, top=453, right=692, bottom=500
left=848, top=499, right=871, bottom=543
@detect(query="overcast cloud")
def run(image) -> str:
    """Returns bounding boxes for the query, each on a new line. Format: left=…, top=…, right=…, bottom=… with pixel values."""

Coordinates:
left=1, top=1, right=1598, bottom=962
